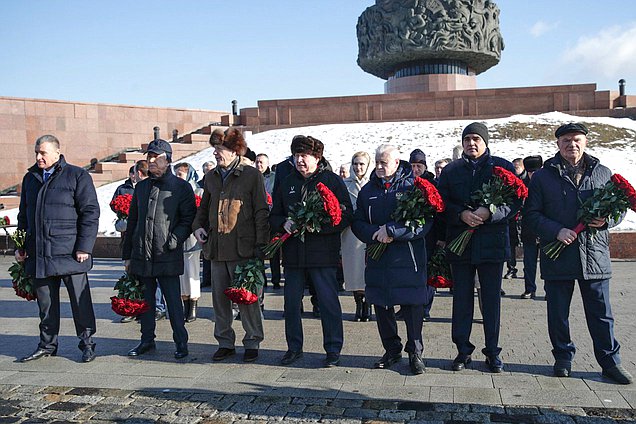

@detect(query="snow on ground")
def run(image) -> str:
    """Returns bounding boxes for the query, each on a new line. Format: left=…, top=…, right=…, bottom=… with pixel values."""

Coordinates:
left=3, top=112, right=636, bottom=234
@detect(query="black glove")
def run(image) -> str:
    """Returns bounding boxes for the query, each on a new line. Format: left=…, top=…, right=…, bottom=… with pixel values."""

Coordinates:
left=254, top=245, right=266, bottom=261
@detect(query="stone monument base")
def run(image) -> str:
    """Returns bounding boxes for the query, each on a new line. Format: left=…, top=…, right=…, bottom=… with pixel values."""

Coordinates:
left=385, top=74, right=477, bottom=94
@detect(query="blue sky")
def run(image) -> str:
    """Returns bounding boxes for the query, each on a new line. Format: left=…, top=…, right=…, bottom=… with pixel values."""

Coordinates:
left=2, top=1, right=635, bottom=112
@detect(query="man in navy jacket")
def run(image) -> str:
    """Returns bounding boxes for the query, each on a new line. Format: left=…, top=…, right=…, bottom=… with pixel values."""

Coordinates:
left=524, top=123, right=632, bottom=384
left=438, top=122, right=521, bottom=373
left=17, top=135, right=100, bottom=363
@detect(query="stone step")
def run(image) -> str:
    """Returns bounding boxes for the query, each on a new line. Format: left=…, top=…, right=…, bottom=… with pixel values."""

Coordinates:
left=94, top=162, right=131, bottom=173
left=181, top=133, right=210, bottom=144
left=117, top=151, right=145, bottom=163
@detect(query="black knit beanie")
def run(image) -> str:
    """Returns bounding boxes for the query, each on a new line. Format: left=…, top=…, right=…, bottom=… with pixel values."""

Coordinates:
left=462, top=122, right=489, bottom=146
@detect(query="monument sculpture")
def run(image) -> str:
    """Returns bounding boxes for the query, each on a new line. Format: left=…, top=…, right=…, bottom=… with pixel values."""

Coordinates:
left=357, top=0, right=504, bottom=93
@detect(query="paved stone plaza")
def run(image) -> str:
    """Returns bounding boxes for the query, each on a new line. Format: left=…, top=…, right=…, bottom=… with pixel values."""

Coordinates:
left=0, top=255, right=635, bottom=423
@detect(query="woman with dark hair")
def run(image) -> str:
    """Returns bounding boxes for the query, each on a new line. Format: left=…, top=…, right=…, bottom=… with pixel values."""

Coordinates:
left=270, top=135, right=353, bottom=367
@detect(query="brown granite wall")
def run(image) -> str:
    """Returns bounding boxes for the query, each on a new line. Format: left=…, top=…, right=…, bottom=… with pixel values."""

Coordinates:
left=0, top=97, right=227, bottom=190
left=244, top=83, right=629, bottom=132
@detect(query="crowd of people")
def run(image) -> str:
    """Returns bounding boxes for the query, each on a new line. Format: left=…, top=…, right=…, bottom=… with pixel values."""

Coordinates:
left=13, top=122, right=633, bottom=384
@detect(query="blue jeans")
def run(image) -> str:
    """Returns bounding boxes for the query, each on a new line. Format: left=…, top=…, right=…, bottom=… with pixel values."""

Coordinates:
left=155, top=287, right=166, bottom=313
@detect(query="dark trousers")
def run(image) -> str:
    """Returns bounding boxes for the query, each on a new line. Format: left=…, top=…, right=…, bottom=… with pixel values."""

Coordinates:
left=34, top=273, right=96, bottom=352
left=283, top=267, right=343, bottom=354
left=201, top=257, right=212, bottom=287
left=269, top=250, right=281, bottom=285
left=545, top=278, right=621, bottom=370
left=523, top=241, right=540, bottom=293
left=375, top=304, right=425, bottom=355
left=450, top=262, right=503, bottom=357
left=139, top=276, right=188, bottom=345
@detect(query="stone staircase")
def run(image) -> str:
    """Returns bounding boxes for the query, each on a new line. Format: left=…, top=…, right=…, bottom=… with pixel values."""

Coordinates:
left=87, top=124, right=225, bottom=187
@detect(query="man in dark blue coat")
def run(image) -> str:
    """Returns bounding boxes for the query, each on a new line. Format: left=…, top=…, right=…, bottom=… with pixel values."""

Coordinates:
left=524, top=123, right=632, bottom=384
left=352, top=145, right=433, bottom=375
left=438, top=122, right=521, bottom=373
left=270, top=135, right=352, bottom=368
left=123, top=139, right=196, bottom=360
left=16, top=135, right=100, bottom=363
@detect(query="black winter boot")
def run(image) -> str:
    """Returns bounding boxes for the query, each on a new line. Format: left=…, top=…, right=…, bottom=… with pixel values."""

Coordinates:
left=187, top=299, right=197, bottom=322
left=183, top=299, right=191, bottom=321
left=353, top=292, right=364, bottom=322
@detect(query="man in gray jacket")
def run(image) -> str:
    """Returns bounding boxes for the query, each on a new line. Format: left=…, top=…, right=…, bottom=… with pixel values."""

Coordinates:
left=123, top=139, right=197, bottom=359
left=524, top=123, right=633, bottom=384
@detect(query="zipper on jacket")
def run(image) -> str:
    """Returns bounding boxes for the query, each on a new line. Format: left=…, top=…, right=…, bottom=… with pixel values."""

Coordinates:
left=368, top=205, right=373, bottom=224
left=407, top=241, right=418, bottom=272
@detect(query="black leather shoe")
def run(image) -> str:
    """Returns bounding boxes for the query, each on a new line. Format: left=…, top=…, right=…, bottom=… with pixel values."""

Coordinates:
left=452, top=354, right=472, bottom=371
left=212, top=347, right=236, bottom=361
left=280, top=350, right=303, bottom=365
left=120, top=315, right=135, bottom=323
left=485, top=355, right=504, bottom=373
left=519, top=291, right=536, bottom=299
left=409, top=353, right=425, bottom=375
left=243, top=349, right=259, bottom=362
left=127, top=341, right=156, bottom=357
left=155, top=310, right=166, bottom=321
left=602, top=364, right=634, bottom=384
left=174, top=343, right=188, bottom=359
left=82, top=347, right=96, bottom=363
left=373, top=352, right=402, bottom=369
left=325, top=353, right=340, bottom=368
left=19, top=348, right=57, bottom=363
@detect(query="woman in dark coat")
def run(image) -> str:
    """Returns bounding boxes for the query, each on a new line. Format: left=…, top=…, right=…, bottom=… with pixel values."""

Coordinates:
left=352, top=145, right=433, bottom=375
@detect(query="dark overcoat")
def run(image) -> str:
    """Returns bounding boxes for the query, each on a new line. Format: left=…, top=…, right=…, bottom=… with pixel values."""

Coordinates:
left=270, top=162, right=352, bottom=268
left=122, top=169, right=196, bottom=277
left=17, top=155, right=100, bottom=278
left=437, top=150, right=521, bottom=264
left=351, top=161, right=433, bottom=308
left=523, top=152, right=621, bottom=280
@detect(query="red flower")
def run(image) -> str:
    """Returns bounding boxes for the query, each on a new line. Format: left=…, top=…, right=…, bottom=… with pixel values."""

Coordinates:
left=493, top=167, right=528, bottom=200
left=1, top=216, right=9, bottom=226
left=427, top=276, right=453, bottom=289
left=110, top=296, right=151, bottom=317
left=414, top=177, right=445, bottom=213
left=266, top=192, right=273, bottom=207
left=611, top=174, right=636, bottom=210
left=194, top=194, right=202, bottom=208
left=224, top=287, right=259, bottom=305
left=316, top=182, right=342, bottom=226
left=110, top=194, right=133, bottom=219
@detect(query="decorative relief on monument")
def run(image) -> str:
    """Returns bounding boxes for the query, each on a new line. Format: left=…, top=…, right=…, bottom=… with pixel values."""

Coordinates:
left=357, top=0, right=504, bottom=79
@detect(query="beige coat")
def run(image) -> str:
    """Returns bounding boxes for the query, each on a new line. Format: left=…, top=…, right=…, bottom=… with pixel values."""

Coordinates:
left=341, top=167, right=371, bottom=291
left=193, top=157, right=270, bottom=262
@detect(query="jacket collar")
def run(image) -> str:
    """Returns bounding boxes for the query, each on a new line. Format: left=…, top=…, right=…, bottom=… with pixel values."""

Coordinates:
left=545, top=151, right=599, bottom=174
left=369, top=160, right=413, bottom=189
left=28, top=155, right=68, bottom=180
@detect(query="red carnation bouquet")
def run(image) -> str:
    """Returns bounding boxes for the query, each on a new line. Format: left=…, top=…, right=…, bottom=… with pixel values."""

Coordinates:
left=448, top=166, right=527, bottom=256
left=110, top=193, right=133, bottom=233
left=110, top=194, right=132, bottom=219
left=543, top=173, right=636, bottom=260
left=224, top=259, right=265, bottom=304
left=262, top=182, right=342, bottom=258
left=427, top=247, right=453, bottom=288
left=367, top=177, right=445, bottom=260
left=110, top=273, right=150, bottom=317
left=9, top=229, right=36, bottom=301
